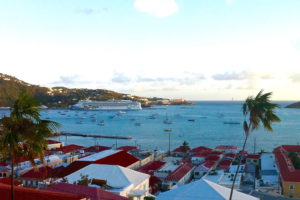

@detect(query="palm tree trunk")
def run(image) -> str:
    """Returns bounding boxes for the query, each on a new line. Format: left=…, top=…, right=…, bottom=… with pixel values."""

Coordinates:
left=229, top=135, right=248, bottom=200
left=10, top=160, right=14, bottom=200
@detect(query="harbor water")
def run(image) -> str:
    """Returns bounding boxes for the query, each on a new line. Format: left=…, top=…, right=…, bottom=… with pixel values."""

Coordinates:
left=1, top=101, right=300, bottom=153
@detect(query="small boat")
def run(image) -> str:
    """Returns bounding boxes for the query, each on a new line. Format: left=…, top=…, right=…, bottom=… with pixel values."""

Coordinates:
left=199, top=116, right=208, bottom=119
left=188, top=119, right=195, bottom=122
left=91, top=119, right=96, bottom=122
left=163, top=113, right=173, bottom=124
left=164, top=128, right=172, bottom=132
left=119, top=111, right=126, bottom=114
left=98, top=120, right=105, bottom=125
left=224, top=121, right=240, bottom=125
left=130, top=118, right=136, bottom=121
left=217, top=114, right=224, bottom=118
left=135, top=122, right=141, bottom=126
left=76, top=121, right=83, bottom=124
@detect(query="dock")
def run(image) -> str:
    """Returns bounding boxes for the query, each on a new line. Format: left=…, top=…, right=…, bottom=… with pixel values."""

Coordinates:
left=54, top=132, right=132, bottom=140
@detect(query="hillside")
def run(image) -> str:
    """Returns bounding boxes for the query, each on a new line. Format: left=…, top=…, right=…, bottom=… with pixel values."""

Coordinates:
left=286, top=102, right=300, bottom=109
left=0, top=73, right=150, bottom=108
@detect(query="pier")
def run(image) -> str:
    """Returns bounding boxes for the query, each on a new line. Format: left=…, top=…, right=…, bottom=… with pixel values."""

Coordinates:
left=54, top=132, right=132, bottom=140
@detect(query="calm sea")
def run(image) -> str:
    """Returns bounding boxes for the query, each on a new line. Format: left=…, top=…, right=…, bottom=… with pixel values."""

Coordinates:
left=1, top=101, right=300, bottom=153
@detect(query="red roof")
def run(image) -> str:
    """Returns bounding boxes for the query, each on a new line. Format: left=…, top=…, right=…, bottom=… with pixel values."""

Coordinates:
left=190, top=146, right=212, bottom=153
left=0, top=183, right=84, bottom=200
left=0, top=178, right=22, bottom=186
left=20, top=166, right=53, bottom=179
left=164, top=163, right=194, bottom=182
left=216, top=145, right=237, bottom=150
left=93, top=150, right=139, bottom=167
left=149, top=175, right=162, bottom=194
left=139, top=161, right=166, bottom=175
left=246, top=154, right=260, bottom=159
left=224, top=153, right=236, bottom=159
left=274, top=145, right=300, bottom=182
left=203, top=161, right=216, bottom=169
left=205, top=155, right=220, bottom=162
left=116, top=146, right=137, bottom=152
left=84, top=145, right=111, bottom=153
left=172, top=146, right=191, bottom=153
left=47, top=140, right=62, bottom=145
left=218, top=160, right=232, bottom=170
left=0, top=162, right=9, bottom=167
left=55, top=161, right=91, bottom=178
left=52, top=144, right=84, bottom=154
left=45, top=182, right=129, bottom=200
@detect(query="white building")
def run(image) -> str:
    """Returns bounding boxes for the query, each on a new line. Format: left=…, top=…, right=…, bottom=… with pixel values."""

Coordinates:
left=63, top=164, right=150, bottom=200
left=256, top=153, right=280, bottom=193
left=157, top=179, right=259, bottom=200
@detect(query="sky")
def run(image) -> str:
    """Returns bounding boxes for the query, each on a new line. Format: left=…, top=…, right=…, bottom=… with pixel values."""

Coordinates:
left=1, top=0, right=300, bottom=100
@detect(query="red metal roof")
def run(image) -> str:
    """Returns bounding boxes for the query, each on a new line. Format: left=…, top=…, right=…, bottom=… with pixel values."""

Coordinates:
left=216, top=145, right=237, bottom=150
left=116, top=146, right=137, bottom=152
left=45, top=182, right=129, bottom=200
left=0, top=178, right=22, bottom=186
left=205, top=155, right=220, bottom=162
left=246, top=154, right=260, bottom=159
left=218, top=160, right=232, bottom=170
left=47, top=139, right=62, bottom=145
left=92, top=150, right=139, bottom=167
left=172, top=146, right=191, bottom=153
left=20, top=166, right=53, bottom=180
left=203, top=161, right=216, bottom=169
left=274, top=145, right=300, bottom=182
left=84, top=145, right=111, bottom=153
left=164, top=163, right=194, bottom=182
left=52, top=144, right=84, bottom=154
left=0, top=162, right=8, bottom=167
left=192, top=151, right=212, bottom=158
left=55, top=161, right=91, bottom=178
left=190, top=146, right=212, bottom=153
left=0, top=183, right=84, bottom=200
left=224, top=153, right=236, bottom=158
left=139, top=161, right=166, bottom=175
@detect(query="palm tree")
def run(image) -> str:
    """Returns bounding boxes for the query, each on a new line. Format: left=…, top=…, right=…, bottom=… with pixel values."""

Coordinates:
left=180, top=141, right=190, bottom=157
left=229, top=90, right=281, bottom=200
left=0, top=92, right=59, bottom=200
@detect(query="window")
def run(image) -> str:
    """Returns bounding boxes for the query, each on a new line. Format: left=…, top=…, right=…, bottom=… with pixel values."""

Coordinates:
left=290, top=185, right=294, bottom=190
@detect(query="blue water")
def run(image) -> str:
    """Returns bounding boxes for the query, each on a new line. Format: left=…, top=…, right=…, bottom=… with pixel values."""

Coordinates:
left=1, top=101, right=300, bottom=153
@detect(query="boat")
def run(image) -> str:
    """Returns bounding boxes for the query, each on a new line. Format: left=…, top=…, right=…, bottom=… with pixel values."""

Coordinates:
left=130, top=118, right=136, bottom=121
left=164, top=128, right=172, bottom=132
left=98, top=120, right=105, bottom=125
left=163, top=114, right=173, bottom=124
left=224, top=121, right=241, bottom=125
left=76, top=121, right=83, bottom=124
left=135, top=122, right=141, bottom=126
left=70, top=99, right=142, bottom=110
left=119, top=111, right=126, bottom=114
left=188, top=119, right=195, bottom=122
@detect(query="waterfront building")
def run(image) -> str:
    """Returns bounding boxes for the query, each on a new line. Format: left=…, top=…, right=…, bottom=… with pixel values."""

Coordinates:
left=215, top=145, right=238, bottom=154
left=63, top=164, right=150, bottom=200
left=51, top=144, right=85, bottom=155
left=246, top=154, right=260, bottom=166
left=47, top=139, right=64, bottom=150
left=161, top=162, right=195, bottom=191
left=274, top=145, right=300, bottom=198
left=171, top=146, right=191, bottom=157
left=83, top=145, right=112, bottom=153
left=256, top=153, right=280, bottom=194
left=45, top=182, right=130, bottom=200
left=157, top=179, right=259, bottom=200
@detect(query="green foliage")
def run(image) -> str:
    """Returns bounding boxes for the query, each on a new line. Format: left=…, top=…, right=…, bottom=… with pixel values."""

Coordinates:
left=74, top=174, right=92, bottom=186
left=144, top=197, right=155, bottom=200
left=288, top=152, right=300, bottom=169
left=180, top=141, right=189, bottom=153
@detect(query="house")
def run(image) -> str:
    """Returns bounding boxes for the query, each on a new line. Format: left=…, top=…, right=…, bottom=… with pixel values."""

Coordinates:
left=171, top=146, right=190, bottom=157
left=117, top=145, right=137, bottom=152
left=45, top=182, right=130, bottom=200
left=162, top=163, right=194, bottom=190
left=190, top=146, right=212, bottom=155
left=0, top=183, right=85, bottom=200
left=84, top=145, right=111, bottom=153
left=191, top=151, right=211, bottom=165
left=47, top=139, right=64, bottom=150
left=256, top=152, right=280, bottom=194
left=139, top=161, right=166, bottom=175
left=77, top=149, right=140, bottom=169
left=0, top=162, right=10, bottom=178
left=246, top=154, right=260, bottom=166
left=218, top=159, right=232, bottom=171
left=203, top=169, right=243, bottom=189
left=274, top=145, right=300, bottom=198
left=52, top=144, right=84, bottom=155
left=215, top=145, right=237, bottom=154
left=194, top=161, right=216, bottom=179
left=157, top=178, right=259, bottom=200
left=63, top=164, right=150, bottom=200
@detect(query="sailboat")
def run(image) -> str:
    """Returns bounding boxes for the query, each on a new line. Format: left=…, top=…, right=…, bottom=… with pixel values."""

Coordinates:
left=163, top=113, right=173, bottom=124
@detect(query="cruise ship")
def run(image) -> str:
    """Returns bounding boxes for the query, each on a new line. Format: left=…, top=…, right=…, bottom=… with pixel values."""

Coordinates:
left=70, top=99, right=142, bottom=110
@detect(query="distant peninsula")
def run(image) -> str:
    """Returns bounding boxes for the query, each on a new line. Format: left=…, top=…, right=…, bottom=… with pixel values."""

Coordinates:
left=286, top=102, right=300, bottom=109
left=0, top=73, right=193, bottom=108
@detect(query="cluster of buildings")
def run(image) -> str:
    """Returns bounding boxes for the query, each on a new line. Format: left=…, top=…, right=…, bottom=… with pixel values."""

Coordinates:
left=1, top=141, right=300, bottom=199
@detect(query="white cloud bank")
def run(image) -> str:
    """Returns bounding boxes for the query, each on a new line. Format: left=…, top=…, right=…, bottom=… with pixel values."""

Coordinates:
left=134, top=0, right=178, bottom=18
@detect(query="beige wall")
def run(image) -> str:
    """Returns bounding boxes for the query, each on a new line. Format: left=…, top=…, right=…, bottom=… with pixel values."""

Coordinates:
left=282, top=181, right=300, bottom=198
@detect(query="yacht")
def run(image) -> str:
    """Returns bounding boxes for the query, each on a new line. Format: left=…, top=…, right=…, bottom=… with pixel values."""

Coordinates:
left=71, top=99, right=142, bottom=110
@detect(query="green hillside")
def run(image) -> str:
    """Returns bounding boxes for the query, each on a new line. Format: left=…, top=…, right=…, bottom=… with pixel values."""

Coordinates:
left=286, top=102, right=300, bottom=109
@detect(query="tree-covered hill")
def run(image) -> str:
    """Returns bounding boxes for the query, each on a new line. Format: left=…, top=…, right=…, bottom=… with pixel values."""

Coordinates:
left=286, top=102, right=300, bottom=109
left=0, top=73, right=147, bottom=108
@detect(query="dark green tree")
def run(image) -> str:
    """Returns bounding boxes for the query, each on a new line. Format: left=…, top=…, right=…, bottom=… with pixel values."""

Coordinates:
left=0, top=92, right=59, bottom=200
left=229, top=90, right=281, bottom=200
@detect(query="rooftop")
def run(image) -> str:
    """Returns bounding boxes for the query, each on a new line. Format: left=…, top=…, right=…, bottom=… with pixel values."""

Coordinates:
left=139, top=161, right=166, bottom=175
left=78, top=149, right=120, bottom=162
left=52, top=144, right=84, bottom=154
left=164, top=163, right=194, bottom=182
left=83, top=145, right=111, bottom=153
left=247, top=154, right=260, bottom=159
left=117, top=146, right=137, bottom=152
left=45, top=182, right=130, bottom=200
left=215, top=145, right=237, bottom=150
left=190, top=146, right=212, bottom=153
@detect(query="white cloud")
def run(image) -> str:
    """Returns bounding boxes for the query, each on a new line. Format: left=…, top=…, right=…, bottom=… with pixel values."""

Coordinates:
left=134, top=0, right=178, bottom=18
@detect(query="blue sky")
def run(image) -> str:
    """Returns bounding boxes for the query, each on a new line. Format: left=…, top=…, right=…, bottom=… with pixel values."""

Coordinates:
left=1, top=0, right=300, bottom=100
